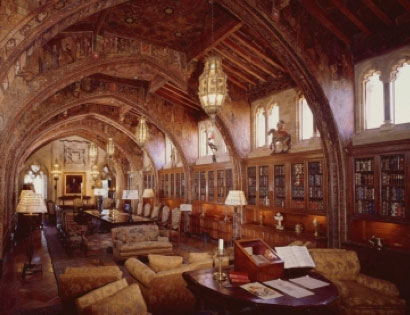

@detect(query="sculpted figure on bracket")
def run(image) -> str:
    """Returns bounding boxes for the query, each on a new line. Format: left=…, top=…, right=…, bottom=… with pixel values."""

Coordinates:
left=268, top=120, right=291, bottom=154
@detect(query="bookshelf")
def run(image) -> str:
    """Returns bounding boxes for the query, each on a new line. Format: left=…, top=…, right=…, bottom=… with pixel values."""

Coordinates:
left=247, top=167, right=257, bottom=205
left=274, top=164, right=286, bottom=208
left=291, top=163, right=304, bottom=209
left=217, top=170, right=224, bottom=203
left=381, top=154, right=405, bottom=218
left=258, top=166, right=269, bottom=206
left=208, top=171, right=215, bottom=202
left=308, top=161, right=323, bottom=211
left=175, top=173, right=180, bottom=199
left=354, top=157, right=375, bottom=215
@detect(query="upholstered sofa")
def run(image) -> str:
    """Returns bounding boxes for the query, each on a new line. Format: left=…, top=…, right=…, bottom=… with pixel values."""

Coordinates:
left=309, top=249, right=406, bottom=315
left=125, top=253, right=218, bottom=314
left=111, top=224, right=173, bottom=261
left=59, top=265, right=123, bottom=301
left=76, top=278, right=147, bottom=315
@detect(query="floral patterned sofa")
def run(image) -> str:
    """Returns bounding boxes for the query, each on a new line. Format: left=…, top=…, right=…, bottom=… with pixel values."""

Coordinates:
left=125, top=253, right=218, bottom=314
left=309, top=248, right=406, bottom=315
left=111, top=224, right=173, bottom=261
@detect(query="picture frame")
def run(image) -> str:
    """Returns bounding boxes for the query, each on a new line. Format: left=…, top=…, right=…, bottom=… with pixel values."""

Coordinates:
left=64, top=172, right=85, bottom=195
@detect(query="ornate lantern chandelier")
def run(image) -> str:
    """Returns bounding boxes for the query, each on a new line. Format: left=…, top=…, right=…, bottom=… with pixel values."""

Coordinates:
left=198, top=1, right=228, bottom=122
left=135, top=116, right=149, bottom=147
left=106, top=137, right=115, bottom=158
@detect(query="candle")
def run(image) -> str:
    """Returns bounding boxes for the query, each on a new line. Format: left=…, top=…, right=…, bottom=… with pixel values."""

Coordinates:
left=218, top=239, right=224, bottom=254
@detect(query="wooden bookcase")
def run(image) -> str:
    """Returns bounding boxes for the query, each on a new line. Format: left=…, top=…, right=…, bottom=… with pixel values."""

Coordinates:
left=243, top=150, right=327, bottom=248
left=347, top=141, right=410, bottom=250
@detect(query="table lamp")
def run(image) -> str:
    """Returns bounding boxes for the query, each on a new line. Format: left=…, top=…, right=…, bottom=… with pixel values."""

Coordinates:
left=94, top=188, right=107, bottom=213
left=142, top=188, right=155, bottom=210
left=122, top=189, right=139, bottom=222
left=16, top=191, right=47, bottom=277
left=225, top=190, right=247, bottom=241
left=180, top=204, right=192, bottom=234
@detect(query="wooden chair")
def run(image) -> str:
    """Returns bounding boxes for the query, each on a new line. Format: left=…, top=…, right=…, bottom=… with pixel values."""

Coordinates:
left=46, top=200, right=56, bottom=224
left=160, top=208, right=181, bottom=243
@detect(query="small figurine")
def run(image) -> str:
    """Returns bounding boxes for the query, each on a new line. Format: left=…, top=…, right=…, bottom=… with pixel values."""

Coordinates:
left=295, top=223, right=303, bottom=234
left=313, top=217, right=319, bottom=237
left=274, top=212, right=284, bottom=230
left=268, top=120, right=291, bottom=154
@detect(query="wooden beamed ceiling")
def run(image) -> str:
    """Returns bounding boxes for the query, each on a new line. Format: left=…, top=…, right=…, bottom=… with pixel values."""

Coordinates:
left=61, top=0, right=410, bottom=112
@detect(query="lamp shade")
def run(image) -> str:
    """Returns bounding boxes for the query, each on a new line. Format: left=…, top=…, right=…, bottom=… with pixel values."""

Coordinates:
left=122, top=189, right=139, bottom=200
left=94, top=188, right=108, bottom=197
left=225, top=190, right=247, bottom=206
left=16, top=192, right=47, bottom=214
left=180, top=204, right=192, bottom=212
left=142, top=188, right=155, bottom=198
left=19, top=190, right=34, bottom=200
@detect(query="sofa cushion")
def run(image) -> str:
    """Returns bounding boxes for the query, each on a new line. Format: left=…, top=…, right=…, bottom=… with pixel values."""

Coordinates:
left=90, top=283, right=148, bottom=315
left=336, top=280, right=406, bottom=308
left=149, top=254, right=183, bottom=272
left=117, top=241, right=172, bottom=253
left=113, top=225, right=159, bottom=243
left=309, top=249, right=360, bottom=281
left=76, top=278, right=128, bottom=314
left=188, top=252, right=212, bottom=264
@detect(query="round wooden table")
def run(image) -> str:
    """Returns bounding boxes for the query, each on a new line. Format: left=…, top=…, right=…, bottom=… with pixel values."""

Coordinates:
left=183, top=267, right=339, bottom=314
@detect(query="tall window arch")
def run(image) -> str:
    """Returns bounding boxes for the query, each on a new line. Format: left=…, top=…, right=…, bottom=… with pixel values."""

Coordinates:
left=364, top=71, right=384, bottom=129
left=199, top=128, right=209, bottom=157
left=393, top=62, right=410, bottom=124
left=299, top=98, right=316, bottom=140
left=23, top=164, right=48, bottom=199
left=255, top=107, right=266, bottom=148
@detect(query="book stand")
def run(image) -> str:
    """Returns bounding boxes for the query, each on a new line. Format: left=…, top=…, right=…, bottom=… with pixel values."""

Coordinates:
left=234, top=238, right=284, bottom=282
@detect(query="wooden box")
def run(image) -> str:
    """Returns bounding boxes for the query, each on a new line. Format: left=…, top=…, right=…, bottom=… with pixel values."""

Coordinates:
left=234, top=238, right=284, bottom=282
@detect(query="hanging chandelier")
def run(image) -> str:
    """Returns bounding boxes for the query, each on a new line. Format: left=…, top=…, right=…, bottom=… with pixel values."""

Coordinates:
left=135, top=116, right=149, bottom=147
left=198, top=1, right=228, bottom=122
left=89, top=142, right=98, bottom=158
left=106, top=137, right=115, bottom=158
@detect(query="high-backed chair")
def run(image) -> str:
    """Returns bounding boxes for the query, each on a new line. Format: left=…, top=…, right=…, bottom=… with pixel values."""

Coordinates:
left=158, top=206, right=170, bottom=228
left=62, top=211, right=87, bottom=252
left=159, top=207, right=181, bottom=243
left=309, top=248, right=405, bottom=315
left=46, top=200, right=56, bottom=224
left=150, top=205, right=160, bottom=221
left=136, top=201, right=143, bottom=216
left=143, top=203, right=151, bottom=217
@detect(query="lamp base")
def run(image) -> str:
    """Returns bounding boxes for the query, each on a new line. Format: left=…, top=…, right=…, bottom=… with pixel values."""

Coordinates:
left=23, top=263, right=42, bottom=278
left=213, top=271, right=227, bottom=281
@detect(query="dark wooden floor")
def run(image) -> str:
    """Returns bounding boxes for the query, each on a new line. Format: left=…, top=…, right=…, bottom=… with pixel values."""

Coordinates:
left=0, top=228, right=60, bottom=315
left=0, top=226, right=217, bottom=315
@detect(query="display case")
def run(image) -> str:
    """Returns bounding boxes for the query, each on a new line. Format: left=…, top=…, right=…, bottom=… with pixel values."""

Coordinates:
left=192, top=171, right=199, bottom=201
left=226, top=169, right=233, bottom=194
left=170, top=173, right=174, bottom=198
left=175, top=173, right=180, bottom=199
left=234, top=239, right=284, bottom=282
left=164, top=174, right=169, bottom=198
left=181, top=173, right=185, bottom=199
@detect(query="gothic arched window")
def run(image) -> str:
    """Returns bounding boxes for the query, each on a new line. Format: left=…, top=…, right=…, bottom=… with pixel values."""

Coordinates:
left=255, top=107, right=266, bottom=148
left=364, top=71, right=384, bottom=129
left=393, top=62, right=410, bottom=125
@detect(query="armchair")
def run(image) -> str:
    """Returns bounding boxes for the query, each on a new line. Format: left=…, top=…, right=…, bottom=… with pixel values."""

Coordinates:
left=125, top=253, right=215, bottom=314
left=150, top=205, right=160, bottom=221
left=309, top=249, right=405, bottom=315
left=59, top=265, right=123, bottom=301
left=76, top=278, right=147, bottom=315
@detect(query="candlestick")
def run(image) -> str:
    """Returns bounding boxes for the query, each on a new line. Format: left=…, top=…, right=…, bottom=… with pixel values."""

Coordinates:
left=218, top=238, right=224, bottom=255
left=313, top=217, right=319, bottom=237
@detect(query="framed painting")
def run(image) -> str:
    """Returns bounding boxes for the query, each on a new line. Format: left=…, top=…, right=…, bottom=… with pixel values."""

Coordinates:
left=64, top=172, right=85, bottom=195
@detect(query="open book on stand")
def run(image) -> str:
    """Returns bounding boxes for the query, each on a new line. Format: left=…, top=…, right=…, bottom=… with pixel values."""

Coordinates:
left=274, top=246, right=315, bottom=269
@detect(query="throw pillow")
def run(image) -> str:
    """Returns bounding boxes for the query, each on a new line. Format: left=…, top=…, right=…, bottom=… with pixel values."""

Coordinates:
left=188, top=252, right=212, bottom=264
left=148, top=254, right=183, bottom=272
